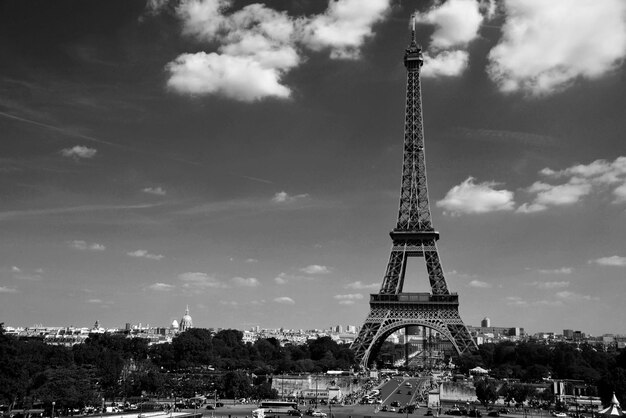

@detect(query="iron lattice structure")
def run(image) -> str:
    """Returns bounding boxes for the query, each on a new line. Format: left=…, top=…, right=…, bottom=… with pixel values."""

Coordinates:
left=351, top=22, right=477, bottom=369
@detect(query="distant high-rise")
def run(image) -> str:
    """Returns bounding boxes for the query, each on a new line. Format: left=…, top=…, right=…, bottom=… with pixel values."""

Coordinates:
left=481, top=317, right=491, bottom=328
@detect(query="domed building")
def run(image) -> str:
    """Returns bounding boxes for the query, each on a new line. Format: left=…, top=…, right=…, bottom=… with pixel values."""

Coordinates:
left=171, top=319, right=179, bottom=330
left=179, top=305, right=193, bottom=331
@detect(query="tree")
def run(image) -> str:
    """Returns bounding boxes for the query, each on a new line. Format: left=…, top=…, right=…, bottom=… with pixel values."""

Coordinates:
left=222, top=371, right=252, bottom=399
left=475, top=378, right=498, bottom=407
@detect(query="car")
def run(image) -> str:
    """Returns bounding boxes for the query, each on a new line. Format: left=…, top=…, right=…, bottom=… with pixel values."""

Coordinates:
left=389, top=407, right=397, bottom=412
left=552, top=413, right=567, bottom=418
left=398, top=390, right=403, bottom=394
left=288, top=410, right=303, bottom=417
left=487, top=412, right=499, bottom=417
left=216, top=403, right=224, bottom=408
left=445, top=409, right=462, bottom=416
left=311, top=411, right=327, bottom=418
left=382, top=406, right=389, bottom=412
left=206, top=405, right=215, bottom=410
left=391, top=401, right=400, bottom=407
left=499, top=409, right=509, bottom=415
left=468, top=410, right=482, bottom=417
left=406, top=382, right=412, bottom=387
left=425, top=411, right=433, bottom=416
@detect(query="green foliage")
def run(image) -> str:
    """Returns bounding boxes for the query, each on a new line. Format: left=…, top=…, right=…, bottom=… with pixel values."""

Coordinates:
left=475, top=378, right=498, bottom=407
left=0, top=325, right=356, bottom=408
left=458, top=341, right=617, bottom=384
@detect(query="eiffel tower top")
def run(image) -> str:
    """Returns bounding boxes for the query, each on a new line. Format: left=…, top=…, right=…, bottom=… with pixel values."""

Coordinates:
left=404, top=15, right=424, bottom=70
left=394, top=15, right=435, bottom=236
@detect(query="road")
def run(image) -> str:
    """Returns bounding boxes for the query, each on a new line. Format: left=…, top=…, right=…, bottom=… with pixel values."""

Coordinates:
left=377, top=376, right=433, bottom=409
left=189, top=404, right=539, bottom=418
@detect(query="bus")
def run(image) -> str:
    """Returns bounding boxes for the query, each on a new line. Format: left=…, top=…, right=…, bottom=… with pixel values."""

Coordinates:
left=259, top=401, right=299, bottom=415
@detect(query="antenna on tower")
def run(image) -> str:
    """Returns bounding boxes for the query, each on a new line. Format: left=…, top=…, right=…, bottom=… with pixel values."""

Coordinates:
left=411, top=13, right=416, bottom=42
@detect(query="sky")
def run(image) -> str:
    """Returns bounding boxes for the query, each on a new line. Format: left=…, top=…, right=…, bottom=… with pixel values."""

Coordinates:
left=1, top=0, right=626, bottom=336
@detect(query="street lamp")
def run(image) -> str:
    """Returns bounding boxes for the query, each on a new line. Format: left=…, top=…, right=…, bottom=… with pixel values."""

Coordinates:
left=51, top=402, right=55, bottom=418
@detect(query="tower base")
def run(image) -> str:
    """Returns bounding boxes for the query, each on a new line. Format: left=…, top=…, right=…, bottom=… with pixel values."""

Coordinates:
left=351, top=292, right=476, bottom=369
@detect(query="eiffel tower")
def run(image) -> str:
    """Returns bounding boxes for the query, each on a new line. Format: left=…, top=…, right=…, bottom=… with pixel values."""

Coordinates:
left=351, top=18, right=477, bottom=369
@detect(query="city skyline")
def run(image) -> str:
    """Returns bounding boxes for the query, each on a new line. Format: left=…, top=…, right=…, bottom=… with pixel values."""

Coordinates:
left=1, top=0, right=626, bottom=335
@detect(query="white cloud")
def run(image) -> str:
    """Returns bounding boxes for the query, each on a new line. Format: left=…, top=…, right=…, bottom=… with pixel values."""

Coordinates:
left=468, top=280, right=492, bottom=288
left=555, top=291, right=596, bottom=302
left=163, top=0, right=390, bottom=101
left=142, top=186, right=167, bottom=196
left=274, top=272, right=310, bottom=285
left=300, top=0, right=391, bottom=59
left=536, top=267, right=572, bottom=275
left=590, top=256, right=626, bottom=267
left=415, top=0, right=486, bottom=79
left=416, top=0, right=484, bottom=50
left=86, top=299, right=103, bottom=304
left=0, top=286, right=18, bottom=293
left=518, top=157, right=626, bottom=212
left=245, top=258, right=258, bottom=263
left=334, top=293, right=364, bottom=300
left=271, top=191, right=310, bottom=204
left=612, top=183, right=626, bottom=204
left=334, top=293, right=363, bottom=305
left=231, top=276, right=260, bottom=287
left=422, top=50, right=469, bottom=77
left=300, top=264, right=331, bottom=275
left=167, top=1, right=299, bottom=101
left=178, top=272, right=226, bottom=290
left=345, top=281, right=379, bottom=290
left=127, top=249, right=164, bottom=260
left=69, top=240, right=106, bottom=251
left=534, top=299, right=564, bottom=307
left=274, top=296, right=295, bottom=305
left=529, top=280, right=570, bottom=289
left=148, top=282, right=176, bottom=291
left=61, top=145, right=97, bottom=159
left=11, top=266, right=44, bottom=281
left=437, top=177, right=515, bottom=215
left=487, top=0, right=626, bottom=96
left=274, top=273, right=288, bottom=285
left=167, top=52, right=292, bottom=101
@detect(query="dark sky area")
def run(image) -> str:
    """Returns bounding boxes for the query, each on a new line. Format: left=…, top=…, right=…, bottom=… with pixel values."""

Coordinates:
left=1, top=0, right=625, bottom=335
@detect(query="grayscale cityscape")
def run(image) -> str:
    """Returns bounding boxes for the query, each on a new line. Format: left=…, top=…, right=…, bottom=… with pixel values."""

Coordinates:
left=1, top=3, right=625, bottom=418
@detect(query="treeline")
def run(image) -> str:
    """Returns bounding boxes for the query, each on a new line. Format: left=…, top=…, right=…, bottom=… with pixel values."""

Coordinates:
left=0, top=325, right=354, bottom=412
left=456, top=341, right=626, bottom=405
